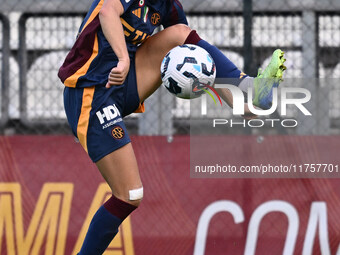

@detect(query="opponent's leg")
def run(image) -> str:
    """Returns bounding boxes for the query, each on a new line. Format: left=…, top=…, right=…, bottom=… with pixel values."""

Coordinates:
left=78, top=143, right=142, bottom=255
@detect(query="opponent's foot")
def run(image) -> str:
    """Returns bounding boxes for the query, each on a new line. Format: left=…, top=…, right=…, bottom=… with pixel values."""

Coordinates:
left=253, top=49, right=286, bottom=109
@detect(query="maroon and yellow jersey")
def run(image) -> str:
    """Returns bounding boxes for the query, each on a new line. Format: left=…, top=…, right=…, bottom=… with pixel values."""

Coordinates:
left=58, top=0, right=188, bottom=88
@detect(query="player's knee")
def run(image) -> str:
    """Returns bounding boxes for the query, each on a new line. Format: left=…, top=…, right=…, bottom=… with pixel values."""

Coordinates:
left=129, top=198, right=142, bottom=207
left=129, top=186, right=143, bottom=207
left=115, top=186, right=144, bottom=207
left=173, top=23, right=191, bottom=35
left=166, top=24, right=192, bottom=44
left=127, top=186, right=143, bottom=207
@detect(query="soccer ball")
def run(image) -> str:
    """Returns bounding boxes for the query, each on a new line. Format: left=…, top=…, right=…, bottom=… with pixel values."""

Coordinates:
left=160, top=44, right=216, bottom=99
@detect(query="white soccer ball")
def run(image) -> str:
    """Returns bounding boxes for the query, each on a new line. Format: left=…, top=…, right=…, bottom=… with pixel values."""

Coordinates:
left=160, top=44, right=216, bottom=99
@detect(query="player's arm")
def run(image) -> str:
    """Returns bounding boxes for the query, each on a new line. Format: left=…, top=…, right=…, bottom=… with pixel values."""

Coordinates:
left=216, top=88, right=258, bottom=120
left=99, top=0, right=130, bottom=88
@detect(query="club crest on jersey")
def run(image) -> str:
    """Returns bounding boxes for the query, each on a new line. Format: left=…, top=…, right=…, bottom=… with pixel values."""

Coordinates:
left=111, top=126, right=125, bottom=139
left=151, top=13, right=161, bottom=25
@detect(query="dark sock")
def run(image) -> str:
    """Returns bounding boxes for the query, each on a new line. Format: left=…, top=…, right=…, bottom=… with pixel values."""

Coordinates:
left=184, top=30, right=246, bottom=84
left=78, top=195, right=137, bottom=255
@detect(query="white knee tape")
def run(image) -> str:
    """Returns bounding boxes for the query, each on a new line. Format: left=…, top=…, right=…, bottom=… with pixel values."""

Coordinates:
left=129, top=187, right=143, bottom=201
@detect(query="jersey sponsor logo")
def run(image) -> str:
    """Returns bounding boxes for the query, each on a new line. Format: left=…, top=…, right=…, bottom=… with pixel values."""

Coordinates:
left=96, top=104, right=121, bottom=125
left=112, top=126, right=125, bottom=139
left=138, top=0, right=144, bottom=7
left=151, top=13, right=161, bottom=25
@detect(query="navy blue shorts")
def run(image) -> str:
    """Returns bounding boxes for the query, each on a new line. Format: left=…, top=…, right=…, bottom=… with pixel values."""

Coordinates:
left=63, top=59, right=141, bottom=162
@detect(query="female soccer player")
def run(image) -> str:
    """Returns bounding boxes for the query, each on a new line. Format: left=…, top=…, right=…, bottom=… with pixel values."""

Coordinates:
left=58, top=0, right=286, bottom=253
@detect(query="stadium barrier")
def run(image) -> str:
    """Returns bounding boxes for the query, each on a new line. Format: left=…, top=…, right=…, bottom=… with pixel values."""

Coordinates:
left=0, top=5, right=340, bottom=135
left=0, top=135, right=339, bottom=254
left=18, top=13, right=85, bottom=127
left=0, top=13, right=10, bottom=128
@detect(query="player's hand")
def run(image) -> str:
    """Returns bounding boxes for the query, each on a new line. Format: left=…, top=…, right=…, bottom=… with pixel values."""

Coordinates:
left=106, top=59, right=130, bottom=88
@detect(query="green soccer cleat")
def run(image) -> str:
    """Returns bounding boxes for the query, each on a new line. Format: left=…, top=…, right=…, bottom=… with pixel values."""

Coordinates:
left=253, top=49, right=287, bottom=109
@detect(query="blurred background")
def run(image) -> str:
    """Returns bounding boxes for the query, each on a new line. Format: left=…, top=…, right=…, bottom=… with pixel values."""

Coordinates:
left=0, top=0, right=340, bottom=136
left=0, top=0, right=340, bottom=255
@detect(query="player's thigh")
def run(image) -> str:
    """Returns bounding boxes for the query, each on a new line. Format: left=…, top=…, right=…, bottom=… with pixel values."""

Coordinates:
left=135, top=24, right=191, bottom=102
left=64, top=84, right=142, bottom=206
left=96, top=143, right=142, bottom=206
